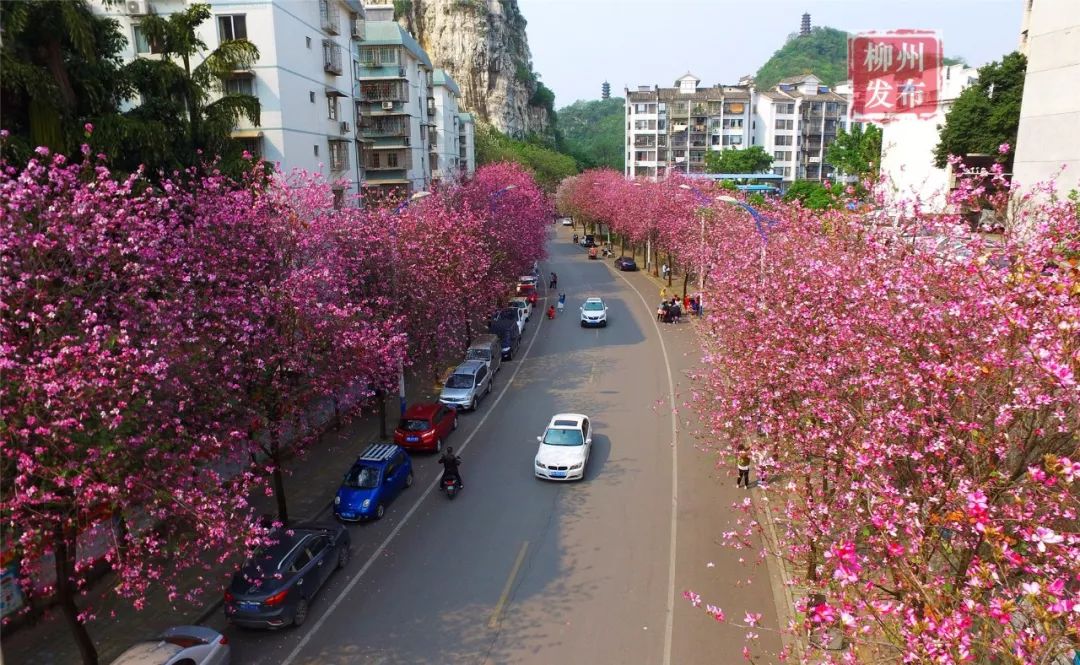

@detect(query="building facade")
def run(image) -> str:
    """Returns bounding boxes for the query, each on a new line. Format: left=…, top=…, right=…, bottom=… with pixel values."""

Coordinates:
left=624, top=73, right=753, bottom=179
left=457, top=112, right=477, bottom=176
left=355, top=3, right=433, bottom=195
left=878, top=64, right=979, bottom=212
left=1012, top=0, right=1080, bottom=200
left=430, top=69, right=463, bottom=183
left=624, top=73, right=849, bottom=183
left=95, top=0, right=368, bottom=201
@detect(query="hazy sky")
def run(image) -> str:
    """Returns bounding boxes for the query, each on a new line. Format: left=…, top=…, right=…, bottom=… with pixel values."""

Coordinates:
left=518, top=0, right=1025, bottom=108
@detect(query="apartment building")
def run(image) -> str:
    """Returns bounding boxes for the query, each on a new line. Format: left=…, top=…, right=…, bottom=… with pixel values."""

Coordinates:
left=624, top=73, right=753, bottom=179
left=95, top=0, right=368, bottom=202
left=458, top=112, right=477, bottom=176
left=752, top=74, right=849, bottom=182
left=355, top=3, right=433, bottom=195
left=430, top=69, right=463, bottom=183
left=625, top=73, right=850, bottom=184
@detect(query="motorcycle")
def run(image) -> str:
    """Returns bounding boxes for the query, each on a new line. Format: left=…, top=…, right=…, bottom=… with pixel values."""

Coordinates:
left=442, top=475, right=462, bottom=500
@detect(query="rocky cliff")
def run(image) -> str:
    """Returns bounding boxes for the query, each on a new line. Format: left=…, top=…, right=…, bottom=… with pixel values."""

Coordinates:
left=395, top=0, right=551, bottom=138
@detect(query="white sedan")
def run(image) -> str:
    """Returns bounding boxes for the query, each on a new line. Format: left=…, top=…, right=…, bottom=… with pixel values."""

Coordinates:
left=508, top=296, right=532, bottom=321
left=561, top=218, right=574, bottom=226
left=534, top=414, right=592, bottom=481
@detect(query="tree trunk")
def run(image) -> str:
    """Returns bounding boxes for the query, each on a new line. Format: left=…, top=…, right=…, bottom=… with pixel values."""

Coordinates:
left=331, top=395, right=341, bottom=431
left=682, top=272, right=689, bottom=299
left=378, top=390, right=388, bottom=438
left=270, top=438, right=289, bottom=524
left=53, top=522, right=98, bottom=665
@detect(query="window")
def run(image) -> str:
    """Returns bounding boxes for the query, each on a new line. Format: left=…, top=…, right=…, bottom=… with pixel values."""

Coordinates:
left=132, top=25, right=161, bottom=54
left=329, top=141, right=348, bottom=171
left=217, top=15, right=247, bottom=42
left=722, top=135, right=743, bottom=146
left=224, top=76, right=254, bottom=96
left=306, top=36, right=312, bottom=48
left=310, top=91, right=316, bottom=103
left=289, top=547, right=313, bottom=573
left=773, top=150, right=792, bottom=161
left=327, top=95, right=338, bottom=120
left=237, top=137, right=261, bottom=159
left=775, top=119, right=794, bottom=130
left=774, top=135, right=793, bottom=146
left=387, top=152, right=399, bottom=168
left=360, top=46, right=398, bottom=65
left=722, top=118, right=743, bottom=129
left=313, top=145, right=319, bottom=157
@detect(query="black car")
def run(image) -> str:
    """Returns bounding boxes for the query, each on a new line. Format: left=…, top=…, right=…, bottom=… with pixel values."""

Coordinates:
left=488, top=318, right=521, bottom=360
left=224, top=523, right=350, bottom=629
left=615, top=256, right=638, bottom=271
left=579, top=234, right=596, bottom=248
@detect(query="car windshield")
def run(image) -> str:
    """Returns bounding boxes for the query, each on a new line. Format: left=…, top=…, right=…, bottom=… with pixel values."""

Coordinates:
left=345, top=465, right=380, bottom=489
left=494, top=309, right=517, bottom=321
left=517, top=285, right=535, bottom=294
left=445, top=373, right=474, bottom=389
left=399, top=419, right=430, bottom=432
left=583, top=301, right=605, bottom=311
left=543, top=428, right=583, bottom=446
left=510, top=301, right=526, bottom=309
left=465, top=349, right=490, bottom=361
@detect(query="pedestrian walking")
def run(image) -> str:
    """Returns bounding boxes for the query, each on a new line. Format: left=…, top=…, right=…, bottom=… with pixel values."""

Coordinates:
left=549, top=272, right=558, bottom=289
left=660, top=286, right=667, bottom=301
left=557, top=293, right=566, bottom=312
left=736, top=444, right=752, bottom=489
left=662, top=263, right=670, bottom=281
left=573, top=233, right=579, bottom=245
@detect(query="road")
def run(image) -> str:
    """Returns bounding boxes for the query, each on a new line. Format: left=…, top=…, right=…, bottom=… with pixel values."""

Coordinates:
left=204, top=227, right=784, bottom=664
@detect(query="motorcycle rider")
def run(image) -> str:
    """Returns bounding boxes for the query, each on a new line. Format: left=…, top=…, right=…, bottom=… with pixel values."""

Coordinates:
left=438, top=447, right=463, bottom=488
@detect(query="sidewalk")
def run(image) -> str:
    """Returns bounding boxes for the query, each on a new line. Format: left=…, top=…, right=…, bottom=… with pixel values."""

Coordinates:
left=0, top=376, right=440, bottom=665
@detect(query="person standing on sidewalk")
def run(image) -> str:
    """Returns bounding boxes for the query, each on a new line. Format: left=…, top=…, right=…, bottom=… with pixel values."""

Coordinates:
left=736, top=444, right=752, bottom=489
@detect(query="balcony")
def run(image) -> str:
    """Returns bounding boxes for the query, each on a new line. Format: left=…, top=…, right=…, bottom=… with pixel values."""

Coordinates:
left=322, top=40, right=342, bottom=75
left=633, top=138, right=656, bottom=148
left=363, top=150, right=411, bottom=171
left=359, top=81, right=408, bottom=103
left=360, top=117, right=408, bottom=138
left=319, top=0, right=340, bottom=35
left=350, top=15, right=365, bottom=39
left=427, top=98, right=435, bottom=116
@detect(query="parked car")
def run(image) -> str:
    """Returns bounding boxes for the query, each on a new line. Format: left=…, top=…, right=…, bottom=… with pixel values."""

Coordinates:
left=465, top=333, right=502, bottom=375
left=439, top=360, right=493, bottom=411
left=615, top=256, right=638, bottom=271
left=489, top=318, right=521, bottom=360
left=517, top=274, right=538, bottom=289
left=492, top=306, right=526, bottom=336
left=580, top=297, right=608, bottom=327
left=111, top=626, right=230, bottom=665
left=394, top=403, right=457, bottom=453
left=579, top=234, right=596, bottom=248
left=224, top=523, right=350, bottom=628
left=534, top=413, right=593, bottom=481
left=561, top=217, right=574, bottom=226
left=334, top=443, right=414, bottom=521
left=508, top=296, right=532, bottom=321
left=515, top=283, right=539, bottom=305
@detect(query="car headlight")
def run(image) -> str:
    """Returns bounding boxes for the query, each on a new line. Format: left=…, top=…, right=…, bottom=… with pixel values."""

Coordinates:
left=362, top=499, right=371, bottom=508
left=570, top=462, right=583, bottom=469
left=334, top=496, right=341, bottom=505
left=535, top=460, right=544, bottom=468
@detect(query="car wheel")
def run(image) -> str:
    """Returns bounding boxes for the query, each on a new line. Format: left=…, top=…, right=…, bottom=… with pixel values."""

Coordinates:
left=375, top=503, right=385, bottom=520
left=293, top=598, right=309, bottom=627
left=451, top=416, right=458, bottom=431
left=580, top=321, right=586, bottom=327
left=486, top=380, right=492, bottom=396
left=337, top=546, right=350, bottom=569
left=602, top=321, right=607, bottom=327
left=469, top=397, right=477, bottom=411
left=434, top=437, right=443, bottom=453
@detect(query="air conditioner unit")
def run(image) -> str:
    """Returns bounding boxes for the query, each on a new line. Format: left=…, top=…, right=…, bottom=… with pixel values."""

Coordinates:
left=381, top=101, right=394, bottom=111
left=126, top=0, right=149, bottom=14
left=340, top=121, right=350, bottom=134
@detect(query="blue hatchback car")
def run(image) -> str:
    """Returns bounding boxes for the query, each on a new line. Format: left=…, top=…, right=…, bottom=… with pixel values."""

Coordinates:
left=334, top=443, right=414, bottom=521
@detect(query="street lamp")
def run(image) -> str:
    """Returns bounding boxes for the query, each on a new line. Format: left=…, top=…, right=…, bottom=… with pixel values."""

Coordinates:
left=679, top=183, right=709, bottom=290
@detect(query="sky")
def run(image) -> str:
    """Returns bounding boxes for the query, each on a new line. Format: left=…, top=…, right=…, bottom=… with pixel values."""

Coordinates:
left=517, top=0, right=1025, bottom=108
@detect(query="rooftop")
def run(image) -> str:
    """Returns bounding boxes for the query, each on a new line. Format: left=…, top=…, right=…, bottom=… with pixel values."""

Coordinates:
left=362, top=21, right=433, bottom=68
left=432, top=68, right=461, bottom=96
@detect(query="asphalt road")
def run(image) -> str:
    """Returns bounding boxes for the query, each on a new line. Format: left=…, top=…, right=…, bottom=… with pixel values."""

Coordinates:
left=205, top=227, right=784, bottom=664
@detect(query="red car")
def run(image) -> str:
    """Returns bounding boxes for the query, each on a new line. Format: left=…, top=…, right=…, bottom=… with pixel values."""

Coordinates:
left=516, top=283, right=539, bottom=305
left=394, top=403, right=457, bottom=452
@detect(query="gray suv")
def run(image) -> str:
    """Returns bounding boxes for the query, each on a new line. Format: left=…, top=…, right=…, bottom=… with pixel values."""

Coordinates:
left=439, top=360, right=492, bottom=411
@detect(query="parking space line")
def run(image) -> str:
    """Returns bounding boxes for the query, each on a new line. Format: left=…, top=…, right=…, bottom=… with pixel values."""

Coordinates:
left=279, top=292, right=549, bottom=665
left=487, top=540, right=530, bottom=629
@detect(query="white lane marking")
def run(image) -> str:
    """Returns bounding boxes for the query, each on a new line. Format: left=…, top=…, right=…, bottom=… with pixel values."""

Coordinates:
left=611, top=267, right=679, bottom=665
left=280, top=296, right=549, bottom=665
left=488, top=540, right=530, bottom=629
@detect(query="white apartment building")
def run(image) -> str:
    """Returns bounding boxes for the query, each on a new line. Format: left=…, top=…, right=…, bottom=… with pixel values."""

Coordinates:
left=430, top=68, right=463, bottom=183
left=1012, top=0, right=1080, bottom=200
left=752, top=74, right=849, bottom=182
left=355, top=2, right=433, bottom=195
left=625, top=73, right=849, bottom=184
left=624, top=73, right=754, bottom=179
left=878, top=64, right=979, bottom=212
left=95, top=0, right=368, bottom=203
left=457, top=112, right=477, bottom=176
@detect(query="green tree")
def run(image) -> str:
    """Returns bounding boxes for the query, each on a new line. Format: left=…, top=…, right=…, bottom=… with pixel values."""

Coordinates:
left=826, top=123, right=882, bottom=178
left=783, top=180, right=839, bottom=210
left=105, top=3, right=261, bottom=176
left=557, top=97, right=624, bottom=170
left=475, top=123, right=577, bottom=191
left=934, top=52, right=1026, bottom=168
left=704, top=146, right=773, bottom=174
left=0, top=0, right=131, bottom=162
left=754, top=27, right=850, bottom=89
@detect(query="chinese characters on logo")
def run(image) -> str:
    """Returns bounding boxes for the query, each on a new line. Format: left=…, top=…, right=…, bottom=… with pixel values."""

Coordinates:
left=849, top=31, right=942, bottom=120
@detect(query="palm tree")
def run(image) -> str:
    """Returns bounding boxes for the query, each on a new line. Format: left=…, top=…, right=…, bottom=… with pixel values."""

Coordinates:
left=125, top=3, right=261, bottom=172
